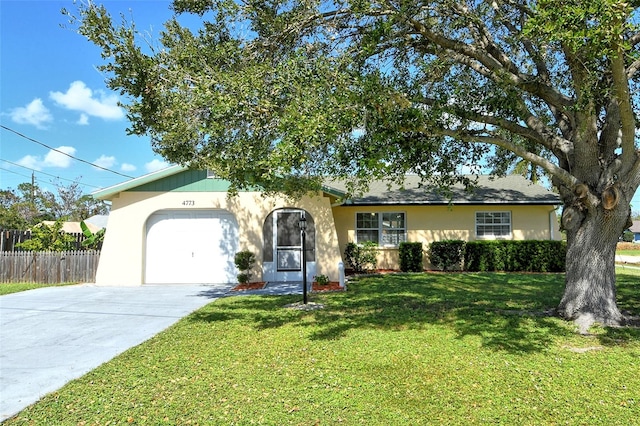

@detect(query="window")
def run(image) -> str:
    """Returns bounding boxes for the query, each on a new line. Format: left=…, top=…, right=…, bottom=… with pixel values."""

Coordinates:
left=475, top=211, right=511, bottom=238
left=356, top=212, right=406, bottom=246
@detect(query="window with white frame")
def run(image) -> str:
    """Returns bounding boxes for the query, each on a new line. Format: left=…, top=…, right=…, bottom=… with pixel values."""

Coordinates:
left=475, top=211, right=512, bottom=238
left=356, top=212, right=406, bottom=246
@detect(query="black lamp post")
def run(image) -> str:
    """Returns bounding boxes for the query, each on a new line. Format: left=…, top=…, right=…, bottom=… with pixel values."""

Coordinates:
left=299, top=212, right=308, bottom=304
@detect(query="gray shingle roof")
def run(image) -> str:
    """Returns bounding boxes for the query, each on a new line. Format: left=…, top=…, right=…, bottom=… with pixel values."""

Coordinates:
left=326, top=175, right=561, bottom=206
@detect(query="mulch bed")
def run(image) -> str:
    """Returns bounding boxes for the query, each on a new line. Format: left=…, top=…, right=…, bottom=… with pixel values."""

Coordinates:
left=231, top=282, right=267, bottom=291
left=312, top=281, right=344, bottom=292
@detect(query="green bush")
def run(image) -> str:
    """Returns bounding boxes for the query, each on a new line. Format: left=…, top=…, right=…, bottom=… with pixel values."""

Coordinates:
left=464, top=240, right=566, bottom=272
left=314, top=274, right=330, bottom=285
left=344, top=241, right=379, bottom=273
left=399, top=242, right=424, bottom=272
left=234, top=250, right=256, bottom=283
left=428, top=240, right=466, bottom=271
left=16, top=219, right=76, bottom=252
left=622, top=230, right=634, bottom=243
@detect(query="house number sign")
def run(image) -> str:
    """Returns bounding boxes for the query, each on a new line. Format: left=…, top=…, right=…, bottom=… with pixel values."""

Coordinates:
left=182, top=200, right=195, bottom=206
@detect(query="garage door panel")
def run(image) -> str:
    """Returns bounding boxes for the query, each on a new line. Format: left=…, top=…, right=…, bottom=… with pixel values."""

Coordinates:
left=145, top=210, right=238, bottom=284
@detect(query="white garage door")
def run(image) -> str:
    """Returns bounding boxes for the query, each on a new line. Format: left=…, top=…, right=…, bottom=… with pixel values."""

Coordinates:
left=145, top=210, right=239, bottom=284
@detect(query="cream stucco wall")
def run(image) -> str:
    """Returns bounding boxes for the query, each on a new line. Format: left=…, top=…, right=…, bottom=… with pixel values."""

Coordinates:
left=331, top=204, right=560, bottom=270
left=96, top=191, right=342, bottom=286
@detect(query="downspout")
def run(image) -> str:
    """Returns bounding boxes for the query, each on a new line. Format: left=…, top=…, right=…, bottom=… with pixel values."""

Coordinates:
left=549, top=207, right=559, bottom=240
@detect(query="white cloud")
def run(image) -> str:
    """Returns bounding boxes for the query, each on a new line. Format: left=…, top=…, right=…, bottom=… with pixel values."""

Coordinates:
left=43, top=146, right=76, bottom=168
left=93, top=155, right=116, bottom=170
left=16, top=155, right=42, bottom=171
left=77, top=113, right=90, bottom=125
left=121, top=163, right=136, bottom=172
left=145, top=159, right=170, bottom=173
left=50, top=81, right=124, bottom=121
left=10, top=98, right=53, bottom=129
left=16, top=146, right=76, bottom=170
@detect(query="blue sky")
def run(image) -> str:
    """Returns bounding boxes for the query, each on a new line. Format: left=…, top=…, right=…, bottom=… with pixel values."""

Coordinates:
left=0, top=0, right=177, bottom=195
left=1, top=1, right=638, bottom=212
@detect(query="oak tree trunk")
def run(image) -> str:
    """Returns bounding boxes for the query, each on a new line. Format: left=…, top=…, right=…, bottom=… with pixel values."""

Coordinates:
left=557, top=203, right=628, bottom=331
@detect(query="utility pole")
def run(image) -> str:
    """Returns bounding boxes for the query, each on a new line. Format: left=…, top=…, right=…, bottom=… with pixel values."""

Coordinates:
left=30, top=171, right=35, bottom=209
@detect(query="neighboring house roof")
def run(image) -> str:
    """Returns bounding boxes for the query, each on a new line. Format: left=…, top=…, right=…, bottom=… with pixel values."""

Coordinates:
left=92, top=165, right=560, bottom=206
left=630, top=220, right=640, bottom=233
left=326, top=175, right=561, bottom=206
left=41, top=221, right=101, bottom=234
left=84, top=214, right=109, bottom=230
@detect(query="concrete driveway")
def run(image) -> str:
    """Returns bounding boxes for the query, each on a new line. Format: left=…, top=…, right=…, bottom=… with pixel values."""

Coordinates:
left=0, top=283, right=234, bottom=422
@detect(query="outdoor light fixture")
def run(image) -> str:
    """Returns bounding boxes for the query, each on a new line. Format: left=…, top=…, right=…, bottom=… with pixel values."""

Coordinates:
left=298, top=212, right=308, bottom=304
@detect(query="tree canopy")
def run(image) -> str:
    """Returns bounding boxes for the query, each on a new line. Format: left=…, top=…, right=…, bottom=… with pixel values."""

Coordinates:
left=74, top=0, right=640, bottom=328
left=0, top=180, right=109, bottom=230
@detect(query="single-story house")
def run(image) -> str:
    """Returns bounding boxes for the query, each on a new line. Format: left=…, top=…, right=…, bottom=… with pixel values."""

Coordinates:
left=91, top=165, right=561, bottom=286
left=629, top=220, right=640, bottom=243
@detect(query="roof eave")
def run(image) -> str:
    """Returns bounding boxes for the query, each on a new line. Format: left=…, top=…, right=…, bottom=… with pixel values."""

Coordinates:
left=92, top=164, right=186, bottom=200
left=337, top=200, right=561, bottom=206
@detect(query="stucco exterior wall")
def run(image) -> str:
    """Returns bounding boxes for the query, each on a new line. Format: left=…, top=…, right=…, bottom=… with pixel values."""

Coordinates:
left=331, top=204, right=560, bottom=270
left=96, top=191, right=342, bottom=286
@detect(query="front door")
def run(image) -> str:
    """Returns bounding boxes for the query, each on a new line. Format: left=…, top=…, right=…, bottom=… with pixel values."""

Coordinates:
left=275, top=211, right=303, bottom=281
left=262, top=209, right=316, bottom=282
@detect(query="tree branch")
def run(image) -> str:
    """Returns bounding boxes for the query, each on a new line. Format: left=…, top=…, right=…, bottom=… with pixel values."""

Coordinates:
left=437, top=129, right=578, bottom=188
left=404, top=13, right=573, bottom=111
left=610, top=40, right=637, bottom=176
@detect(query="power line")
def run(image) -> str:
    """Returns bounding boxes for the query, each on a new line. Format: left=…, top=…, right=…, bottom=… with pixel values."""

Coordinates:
left=0, top=159, right=103, bottom=189
left=1, top=124, right=135, bottom=179
left=0, top=166, right=32, bottom=180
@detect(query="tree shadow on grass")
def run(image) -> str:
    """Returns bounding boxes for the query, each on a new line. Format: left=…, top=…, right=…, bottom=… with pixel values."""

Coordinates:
left=304, top=273, right=575, bottom=353
left=188, top=272, right=640, bottom=354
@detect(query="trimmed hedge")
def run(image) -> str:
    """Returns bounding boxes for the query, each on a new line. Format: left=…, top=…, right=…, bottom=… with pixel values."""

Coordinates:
left=344, top=241, right=379, bottom=273
left=428, top=240, right=466, bottom=271
left=464, top=240, right=566, bottom=272
left=399, top=242, right=424, bottom=272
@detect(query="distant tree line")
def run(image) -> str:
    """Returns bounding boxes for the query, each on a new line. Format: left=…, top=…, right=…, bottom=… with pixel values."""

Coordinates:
left=0, top=180, right=109, bottom=230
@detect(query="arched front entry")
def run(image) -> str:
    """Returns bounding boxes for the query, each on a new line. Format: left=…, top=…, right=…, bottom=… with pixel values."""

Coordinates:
left=262, top=209, right=316, bottom=282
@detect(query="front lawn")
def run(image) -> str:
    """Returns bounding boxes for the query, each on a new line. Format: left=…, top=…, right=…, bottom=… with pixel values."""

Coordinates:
left=6, top=272, right=640, bottom=424
left=0, top=282, right=77, bottom=296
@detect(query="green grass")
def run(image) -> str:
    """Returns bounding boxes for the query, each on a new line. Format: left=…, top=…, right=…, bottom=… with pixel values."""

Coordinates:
left=618, top=249, right=640, bottom=256
left=0, top=282, right=78, bottom=295
left=5, top=272, right=640, bottom=425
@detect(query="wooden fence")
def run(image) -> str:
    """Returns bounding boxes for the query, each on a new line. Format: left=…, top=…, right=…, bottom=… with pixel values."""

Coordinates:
left=0, top=251, right=101, bottom=284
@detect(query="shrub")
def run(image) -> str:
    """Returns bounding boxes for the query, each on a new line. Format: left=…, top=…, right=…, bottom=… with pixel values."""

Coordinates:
left=622, top=230, right=634, bottom=243
left=464, top=240, right=566, bottom=272
left=314, top=274, right=330, bottom=285
left=344, top=241, right=378, bottom=273
left=399, top=242, right=424, bottom=272
left=428, top=240, right=466, bottom=271
left=234, top=250, right=256, bottom=284
left=16, top=219, right=76, bottom=252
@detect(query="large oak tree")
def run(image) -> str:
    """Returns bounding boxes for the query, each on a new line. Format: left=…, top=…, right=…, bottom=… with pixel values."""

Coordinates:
left=73, top=0, right=640, bottom=328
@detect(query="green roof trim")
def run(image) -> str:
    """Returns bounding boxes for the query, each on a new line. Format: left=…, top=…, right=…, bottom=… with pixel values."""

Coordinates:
left=92, top=165, right=187, bottom=200
left=93, top=165, right=347, bottom=201
left=93, top=166, right=234, bottom=199
left=130, top=169, right=231, bottom=192
left=319, top=184, right=346, bottom=199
